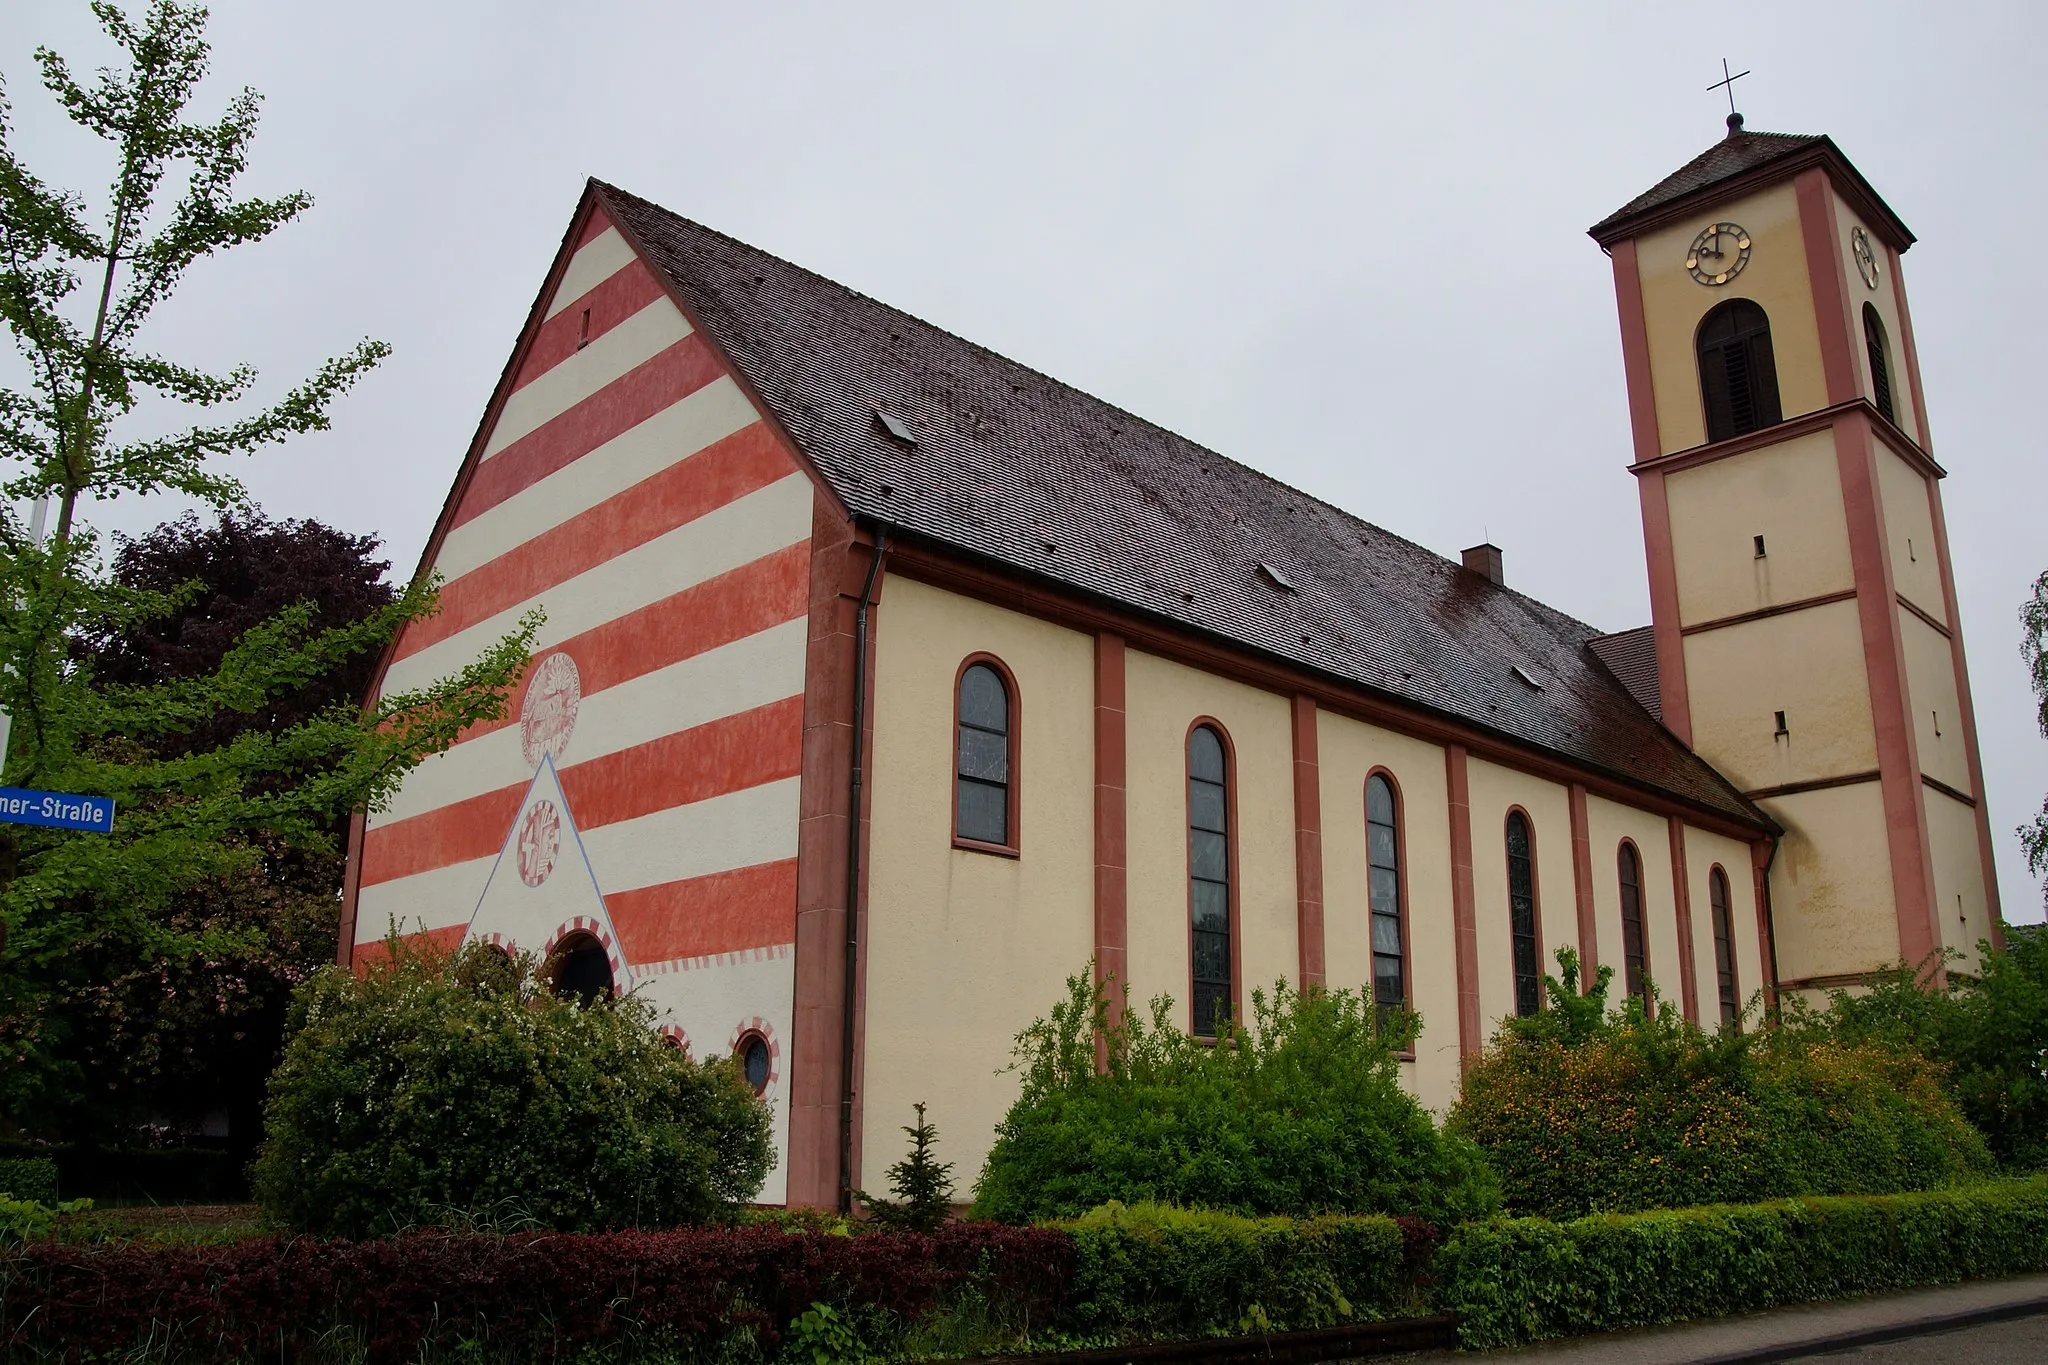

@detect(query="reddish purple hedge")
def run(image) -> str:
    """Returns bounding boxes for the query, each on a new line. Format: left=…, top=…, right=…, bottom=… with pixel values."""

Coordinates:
left=4, top=1224, right=1073, bottom=1363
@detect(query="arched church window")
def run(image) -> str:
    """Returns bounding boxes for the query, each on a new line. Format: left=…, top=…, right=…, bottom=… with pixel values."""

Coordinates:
left=1187, top=723, right=1233, bottom=1037
left=955, top=659, right=1016, bottom=850
left=1696, top=299, right=1783, bottom=443
left=1367, top=772, right=1406, bottom=1016
left=1617, top=842, right=1648, bottom=1004
left=1506, top=811, right=1540, bottom=1017
left=1710, top=866, right=1739, bottom=1026
left=551, top=932, right=614, bottom=1005
left=1863, top=303, right=1897, bottom=425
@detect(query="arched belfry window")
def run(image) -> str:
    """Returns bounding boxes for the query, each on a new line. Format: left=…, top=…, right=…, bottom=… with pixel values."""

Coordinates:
left=1863, top=303, right=1897, bottom=425
left=1187, top=724, right=1232, bottom=1037
left=1697, top=299, right=1783, bottom=443
left=1709, top=866, right=1739, bottom=1026
left=1617, top=842, right=1648, bottom=1004
left=955, top=660, right=1015, bottom=849
left=1506, top=812, right=1540, bottom=1017
left=1367, top=773, right=1406, bottom=1015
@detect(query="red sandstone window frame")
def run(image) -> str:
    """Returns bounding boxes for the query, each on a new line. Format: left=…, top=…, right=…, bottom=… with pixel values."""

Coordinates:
left=1617, top=838, right=1651, bottom=1011
left=1504, top=806, right=1544, bottom=1018
left=952, top=653, right=1021, bottom=858
left=1364, top=767, right=1412, bottom=1022
left=1185, top=717, right=1242, bottom=1040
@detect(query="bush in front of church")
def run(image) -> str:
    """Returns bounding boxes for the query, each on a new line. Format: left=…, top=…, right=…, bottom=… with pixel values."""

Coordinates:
left=970, top=970, right=1500, bottom=1225
left=252, top=940, right=773, bottom=1236
left=1446, top=950, right=1992, bottom=1219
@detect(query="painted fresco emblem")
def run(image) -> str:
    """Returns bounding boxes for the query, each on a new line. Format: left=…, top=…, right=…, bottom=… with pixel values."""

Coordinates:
left=520, top=653, right=582, bottom=769
left=517, top=799, right=561, bottom=887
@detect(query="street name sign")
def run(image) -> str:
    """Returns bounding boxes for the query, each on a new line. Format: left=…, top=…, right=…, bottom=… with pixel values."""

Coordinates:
left=0, top=788, right=115, bottom=832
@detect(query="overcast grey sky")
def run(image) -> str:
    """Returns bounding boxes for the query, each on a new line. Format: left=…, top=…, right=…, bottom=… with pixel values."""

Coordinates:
left=8, top=1, right=2046, bottom=920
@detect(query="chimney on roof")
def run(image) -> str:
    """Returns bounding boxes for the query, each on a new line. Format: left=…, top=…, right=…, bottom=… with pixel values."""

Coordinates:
left=1461, top=542, right=1504, bottom=585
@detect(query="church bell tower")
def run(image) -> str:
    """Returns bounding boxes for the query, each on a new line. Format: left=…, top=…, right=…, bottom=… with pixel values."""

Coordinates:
left=1590, top=112, right=2001, bottom=992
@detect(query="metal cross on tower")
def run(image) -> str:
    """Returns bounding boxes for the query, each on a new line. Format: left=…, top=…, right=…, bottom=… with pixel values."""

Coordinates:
left=1708, top=59, right=1751, bottom=120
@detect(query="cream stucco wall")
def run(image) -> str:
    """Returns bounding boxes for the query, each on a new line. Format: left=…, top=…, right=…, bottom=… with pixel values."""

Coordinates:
left=1836, top=194, right=1922, bottom=443
left=1584, top=795, right=1681, bottom=1011
left=1899, top=610, right=1970, bottom=795
left=1664, top=430, right=1853, bottom=628
left=1874, top=447, right=1944, bottom=624
left=1638, top=181, right=1829, bottom=455
left=1763, top=781, right=1900, bottom=983
left=1683, top=598, right=1877, bottom=791
left=1316, top=711, right=1460, bottom=1111
left=1123, top=650, right=1298, bottom=1037
left=862, top=575, right=1097, bottom=1193
left=1682, top=825, right=1766, bottom=1024
left=1926, top=789, right=1989, bottom=968
left=1463, top=759, right=1577, bottom=1042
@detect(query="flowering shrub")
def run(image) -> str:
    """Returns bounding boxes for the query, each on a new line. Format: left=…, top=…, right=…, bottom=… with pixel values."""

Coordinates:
left=253, top=940, right=772, bottom=1235
left=972, top=969, right=1498, bottom=1224
left=1438, top=1175, right=2048, bottom=1349
left=1448, top=951, right=1991, bottom=1218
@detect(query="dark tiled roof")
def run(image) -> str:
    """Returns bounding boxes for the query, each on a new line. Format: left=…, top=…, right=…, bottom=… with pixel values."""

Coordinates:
left=597, top=182, right=1767, bottom=828
left=1588, top=626, right=1662, bottom=723
left=1590, top=126, right=1825, bottom=241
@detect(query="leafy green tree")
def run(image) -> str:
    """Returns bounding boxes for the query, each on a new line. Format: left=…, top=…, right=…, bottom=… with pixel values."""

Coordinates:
left=971, top=967, right=1498, bottom=1225
left=0, top=2, right=534, bottom=1127
left=255, top=940, right=775, bottom=1235
left=2021, top=569, right=2048, bottom=908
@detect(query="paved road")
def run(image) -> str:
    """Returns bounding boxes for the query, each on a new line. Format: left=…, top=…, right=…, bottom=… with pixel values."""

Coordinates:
left=1794, top=1313, right=2048, bottom=1362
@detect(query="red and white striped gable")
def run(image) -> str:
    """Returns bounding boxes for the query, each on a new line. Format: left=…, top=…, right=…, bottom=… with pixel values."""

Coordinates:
left=346, top=202, right=815, bottom=1201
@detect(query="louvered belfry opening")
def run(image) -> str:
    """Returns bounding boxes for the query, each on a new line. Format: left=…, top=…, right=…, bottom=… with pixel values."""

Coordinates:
left=1863, top=303, right=1896, bottom=425
left=1696, top=299, right=1783, bottom=443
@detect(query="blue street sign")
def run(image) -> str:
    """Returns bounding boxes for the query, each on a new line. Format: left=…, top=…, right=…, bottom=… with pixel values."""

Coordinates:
left=0, top=787, right=115, bottom=832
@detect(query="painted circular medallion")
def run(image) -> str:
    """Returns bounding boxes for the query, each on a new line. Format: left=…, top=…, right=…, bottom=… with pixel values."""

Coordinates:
left=517, top=799, right=561, bottom=887
left=520, top=652, right=582, bottom=769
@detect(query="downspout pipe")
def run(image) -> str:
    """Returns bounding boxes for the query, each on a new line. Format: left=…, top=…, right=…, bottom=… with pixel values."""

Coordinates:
left=838, top=524, right=889, bottom=1214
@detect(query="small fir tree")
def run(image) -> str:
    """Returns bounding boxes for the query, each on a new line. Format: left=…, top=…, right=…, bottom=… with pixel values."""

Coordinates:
left=859, top=1101, right=954, bottom=1232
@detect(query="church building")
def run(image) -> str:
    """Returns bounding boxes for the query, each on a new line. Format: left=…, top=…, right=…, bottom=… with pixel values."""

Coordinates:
left=339, top=115, right=2002, bottom=1210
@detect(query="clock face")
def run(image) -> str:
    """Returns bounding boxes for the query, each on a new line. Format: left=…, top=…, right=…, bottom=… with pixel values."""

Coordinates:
left=1851, top=226, right=1881, bottom=289
left=1687, top=222, right=1752, bottom=285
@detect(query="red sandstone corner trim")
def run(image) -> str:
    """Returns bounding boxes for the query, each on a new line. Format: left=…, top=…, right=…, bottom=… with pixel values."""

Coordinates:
left=1569, top=783, right=1598, bottom=976
left=950, top=652, right=1023, bottom=858
left=1796, top=169, right=1861, bottom=407
left=1609, top=240, right=1664, bottom=463
left=1445, top=745, right=1481, bottom=1064
left=1832, top=414, right=1942, bottom=980
left=1636, top=470, right=1693, bottom=746
left=1667, top=817, right=1699, bottom=1024
left=1750, top=839, right=1780, bottom=1011
left=1094, top=632, right=1129, bottom=1021
left=1924, top=482, right=2005, bottom=944
left=1291, top=695, right=1327, bottom=989
left=1886, top=244, right=1936, bottom=452
left=787, top=498, right=876, bottom=1208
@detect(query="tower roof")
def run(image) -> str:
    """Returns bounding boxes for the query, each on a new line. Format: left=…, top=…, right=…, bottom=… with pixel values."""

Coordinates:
left=1589, top=122, right=1914, bottom=250
left=584, top=180, right=1771, bottom=830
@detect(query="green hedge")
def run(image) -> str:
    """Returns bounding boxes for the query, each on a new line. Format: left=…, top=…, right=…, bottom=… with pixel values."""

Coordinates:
left=1059, top=1202, right=1410, bottom=1339
left=1437, top=1176, right=2048, bottom=1349
left=0, top=1159, right=58, bottom=1206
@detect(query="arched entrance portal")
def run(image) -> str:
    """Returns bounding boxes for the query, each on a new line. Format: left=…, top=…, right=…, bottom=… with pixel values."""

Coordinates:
left=550, top=932, right=614, bottom=1004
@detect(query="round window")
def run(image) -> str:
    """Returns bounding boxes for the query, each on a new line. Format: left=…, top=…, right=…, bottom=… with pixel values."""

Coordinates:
left=738, top=1033, right=771, bottom=1094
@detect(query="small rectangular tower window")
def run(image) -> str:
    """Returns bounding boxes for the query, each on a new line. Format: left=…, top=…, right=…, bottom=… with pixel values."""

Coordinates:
left=1753, top=534, right=1767, bottom=558
left=1773, top=710, right=1789, bottom=736
left=577, top=307, right=592, bottom=350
